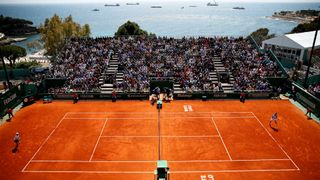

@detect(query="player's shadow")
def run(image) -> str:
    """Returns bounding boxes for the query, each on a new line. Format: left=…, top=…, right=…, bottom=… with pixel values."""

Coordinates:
left=6, top=118, right=11, bottom=122
left=12, top=145, right=19, bottom=153
left=270, top=126, right=278, bottom=132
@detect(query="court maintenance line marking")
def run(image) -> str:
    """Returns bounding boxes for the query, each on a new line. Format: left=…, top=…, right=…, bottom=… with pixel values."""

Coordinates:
left=21, top=113, right=69, bottom=172
left=210, top=117, right=232, bottom=160
left=89, top=118, right=108, bottom=161
left=250, top=112, right=300, bottom=171
left=183, top=105, right=189, bottom=112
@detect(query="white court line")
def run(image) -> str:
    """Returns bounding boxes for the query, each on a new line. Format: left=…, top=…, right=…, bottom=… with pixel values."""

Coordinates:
left=170, top=169, right=300, bottom=173
left=100, top=135, right=220, bottom=138
left=251, top=112, right=300, bottom=170
left=30, top=158, right=290, bottom=163
left=64, top=118, right=107, bottom=120
left=67, top=112, right=108, bottom=114
left=89, top=118, right=108, bottom=161
left=63, top=117, right=255, bottom=120
left=64, top=117, right=155, bottom=120
left=67, top=112, right=254, bottom=115
left=22, top=169, right=299, bottom=174
left=210, top=117, right=232, bottom=160
left=21, top=113, right=69, bottom=172
left=23, top=170, right=154, bottom=174
left=210, top=116, right=255, bottom=119
left=31, top=160, right=156, bottom=163
left=168, top=158, right=291, bottom=163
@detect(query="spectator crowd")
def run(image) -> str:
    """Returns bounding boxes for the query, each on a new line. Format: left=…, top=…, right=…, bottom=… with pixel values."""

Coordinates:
left=49, top=36, right=282, bottom=92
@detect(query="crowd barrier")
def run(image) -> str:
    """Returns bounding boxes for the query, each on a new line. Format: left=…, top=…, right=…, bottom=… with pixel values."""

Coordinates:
left=38, top=90, right=272, bottom=100
left=0, top=84, right=25, bottom=117
left=293, top=82, right=320, bottom=117
left=0, top=69, right=30, bottom=80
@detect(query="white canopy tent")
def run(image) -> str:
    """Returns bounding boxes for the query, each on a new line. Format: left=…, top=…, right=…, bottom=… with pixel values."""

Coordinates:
left=262, top=31, right=320, bottom=61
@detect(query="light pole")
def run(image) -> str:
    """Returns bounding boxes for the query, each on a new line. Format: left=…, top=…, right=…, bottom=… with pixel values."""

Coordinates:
left=304, top=14, right=320, bottom=88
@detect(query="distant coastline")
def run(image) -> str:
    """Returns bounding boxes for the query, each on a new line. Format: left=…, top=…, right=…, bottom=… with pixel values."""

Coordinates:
left=268, top=10, right=318, bottom=24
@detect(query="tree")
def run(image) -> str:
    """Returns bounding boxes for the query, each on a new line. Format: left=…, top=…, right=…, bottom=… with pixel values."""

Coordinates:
left=0, top=45, right=26, bottom=68
left=0, top=14, right=38, bottom=36
left=248, top=28, right=275, bottom=47
left=39, top=14, right=91, bottom=57
left=291, top=17, right=320, bottom=33
left=115, top=21, right=152, bottom=37
left=0, top=45, right=26, bottom=86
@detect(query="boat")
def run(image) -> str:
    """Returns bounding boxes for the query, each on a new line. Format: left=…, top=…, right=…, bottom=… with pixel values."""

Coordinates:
left=189, top=5, right=197, bottom=8
left=207, top=0, right=218, bottom=6
left=233, top=7, right=245, bottom=10
left=126, top=3, right=139, bottom=5
left=181, top=6, right=184, bottom=9
left=92, top=8, right=100, bottom=11
left=151, top=6, right=162, bottom=8
left=104, top=3, right=120, bottom=6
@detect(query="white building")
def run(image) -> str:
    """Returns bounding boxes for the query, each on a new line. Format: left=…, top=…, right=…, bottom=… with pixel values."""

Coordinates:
left=262, top=31, right=320, bottom=64
left=0, top=32, right=5, bottom=40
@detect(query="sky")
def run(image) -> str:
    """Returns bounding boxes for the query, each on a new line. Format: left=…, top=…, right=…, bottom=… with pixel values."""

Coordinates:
left=0, top=0, right=319, bottom=4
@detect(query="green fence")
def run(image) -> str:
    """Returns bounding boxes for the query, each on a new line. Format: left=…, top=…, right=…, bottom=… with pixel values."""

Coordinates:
left=248, top=35, right=264, bottom=52
left=0, top=69, right=30, bottom=80
left=306, top=75, right=320, bottom=86
left=248, top=35, right=289, bottom=89
left=293, top=82, right=320, bottom=117
left=268, top=50, right=289, bottom=78
left=278, top=57, right=295, bottom=69
left=0, top=84, right=25, bottom=117
left=44, top=78, right=67, bottom=89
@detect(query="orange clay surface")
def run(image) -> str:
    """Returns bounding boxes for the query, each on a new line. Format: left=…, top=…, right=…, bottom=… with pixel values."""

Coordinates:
left=0, top=100, right=319, bottom=180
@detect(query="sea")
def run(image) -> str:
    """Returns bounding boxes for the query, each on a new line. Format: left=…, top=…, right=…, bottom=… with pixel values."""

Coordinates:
left=0, top=1, right=320, bottom=51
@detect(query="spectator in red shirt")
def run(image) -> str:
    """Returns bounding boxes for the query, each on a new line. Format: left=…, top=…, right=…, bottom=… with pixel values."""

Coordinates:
left=306, top=107, right=312, bottom=119
left=112, top=90, right=117, bottom=102
left=7, top=108, right=13, bottom=119
left=73, top=93, right=79, bottom=104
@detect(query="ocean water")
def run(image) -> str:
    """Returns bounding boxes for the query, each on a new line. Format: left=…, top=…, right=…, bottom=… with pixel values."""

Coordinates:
left=0, top=2, right=319, bottom=38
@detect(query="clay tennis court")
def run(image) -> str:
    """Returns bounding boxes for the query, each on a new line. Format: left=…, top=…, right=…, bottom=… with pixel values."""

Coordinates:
left=0, top=100, right=319, bottom=180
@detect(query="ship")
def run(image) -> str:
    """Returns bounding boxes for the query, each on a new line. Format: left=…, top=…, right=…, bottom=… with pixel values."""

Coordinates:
left=126, top=3, right=139, bottom=5
left=151, top=6, right=162, bottom=8
left=104, top=3, right=120, bottom=6
left=189, top=5, right=197, bottom=8
left=233, top=7, right=245, bottom=10
left=207, top=1, right=218, bottom=6
left=92, top=8, right=100, bottom=11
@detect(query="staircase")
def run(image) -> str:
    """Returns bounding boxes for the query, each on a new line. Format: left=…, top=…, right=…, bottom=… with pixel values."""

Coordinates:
left=173, top=83, right=185, bottom=94
left=213, top=56, right=226, bottom=73
left=100, top=53, right=121, bottom=94
left=209, top=71, right=219, bottom=85
left=212, top=56, right=234, bottom=92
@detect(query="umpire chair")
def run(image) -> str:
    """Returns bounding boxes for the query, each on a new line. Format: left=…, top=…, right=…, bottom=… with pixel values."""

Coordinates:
left=154, top=160, right=170, bottom=180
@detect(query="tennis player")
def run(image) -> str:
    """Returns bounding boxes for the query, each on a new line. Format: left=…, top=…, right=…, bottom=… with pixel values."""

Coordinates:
left=269, top=112, right=278, bottom=130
